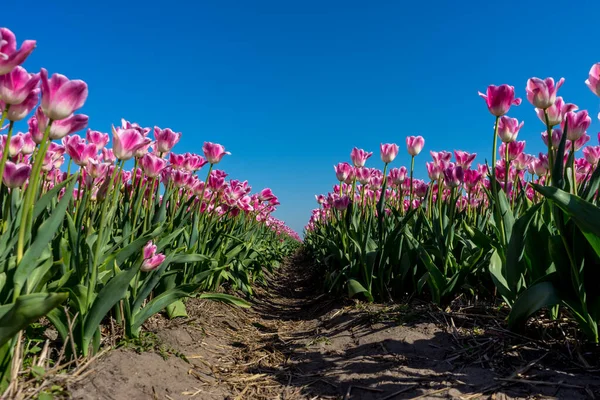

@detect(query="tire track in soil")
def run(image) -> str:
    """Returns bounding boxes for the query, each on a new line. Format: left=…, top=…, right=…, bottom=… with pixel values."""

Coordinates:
left=70, top=252, right=600, bottom=400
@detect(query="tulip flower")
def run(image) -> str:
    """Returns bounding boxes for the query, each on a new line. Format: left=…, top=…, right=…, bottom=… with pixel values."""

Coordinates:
left=2, top=88, right=39, bottom=122
left=112, top=126, right=153, bottom=161
left=122, top=119, right=151, bottom=136
left=573, top=134, right=590, bottom=152
left=514, top=153, right=533, bottom=171
left=258, top=188, right=276, bottom=202
left=406, top=136, right=424, bottom=156
left=380, top=143, right=399, bottom=163
left=332, top=194, right=350, bottom=211
left=334, top=162, right=353, bottom=182
left=86, top=158, right=109, bottom=178
left=315, top=194, right=325, bottom=204
left=536, top=97, right=577, bottom=127
left=0, top=28, right=36, bottom=75
left=430, top=151, right=452, bottom=167
left=413, top=180, right=428, bottom=198
left=102, top=148, right=116, bottom=163
left=585, top=63, right=600, bottom=97
left=443, top=165, right=464, bottom=188
left=426, top=162, right=443, bottom=181
left=454, top=150, right=477, bottom=169
left=541, top=128, right=563, bottom=149
left=2, top=160, right=30, bottom=188
left=500, top=141, right=526, bottom=161
left=183, top=153, right=207, bottom=171
left=20, top=132, right=35, bottom=154
left=141, top=241, right=166, bottom=272
left=388, top=166, right=407, bottom=185
left=497, top=116, right=523, bottom=143
left=40, top=68, right=88, bottom=121
left=66, top=140, right=97, bottom=167
left=350, top=147, right=373, bottom=167
left=35, top=108, right=89, bottom=141
left=86, top=129, right=110, bottom=150
left=6, top=133, right=23, bottom=157
left=563, top=110, right=591, bottom=141
left=154, top=127, right=181, bottom=153
left=463, top=169, right=482, bottom=189
left=140, top=152, right=168, bottom=178
left=203, top=142, right=230, bottom=165
left=526, top=77, right=564, bottom=109
left=478, top=84, right=521, bottom=117
left=0, top=66, right=40, bottom=105
left=355, top=167, right=371, bottom=185
left=583, top=145, right=600, bottom=165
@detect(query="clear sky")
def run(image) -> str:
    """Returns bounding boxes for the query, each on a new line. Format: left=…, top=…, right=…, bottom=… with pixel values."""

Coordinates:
left=5, top=0, right=600, bottom=235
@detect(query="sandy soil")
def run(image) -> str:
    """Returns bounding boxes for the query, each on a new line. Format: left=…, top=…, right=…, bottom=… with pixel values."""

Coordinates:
left=69, top=254, right=600, bottom=399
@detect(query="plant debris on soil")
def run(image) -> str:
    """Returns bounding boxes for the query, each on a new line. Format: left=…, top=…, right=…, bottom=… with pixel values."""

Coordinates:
left=63, top=253, right=600, bottom=400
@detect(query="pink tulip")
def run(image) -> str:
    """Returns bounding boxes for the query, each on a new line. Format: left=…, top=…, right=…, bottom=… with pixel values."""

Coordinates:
left=536, top=97, right=577, bottom=127
left=413, top=180, right=428, bottom=198
left=443, top=165, right=464, bottom=188
left=500, top=141, right=526, bottom=161
left=315, top=194, right=325, bottom=204
left=454, top=150, right=477, bottom=169
left=380, top=143, right=399, bottom=163
left=463, top=169, right=482, bottom=189
left=258, top=188, right=276, bottom=202
left=133, top=140, right=153, bottom=158
left=154, top=127, right=181, bottom=153
left=66, top=140, right=97, bottom=166
left=355, top=167, right=371, bottom=185
left=86, top=129, right=110, bottom=150
left=585, top=63, right=600, bottom=97
left=40, top=68, right=88, bottom=121
left=583, top=145, right=600, bottom=165
left=112, top=126, right=153, bottom=161
left=514, top=153, right=533, bottom=171
left=563, top=110, right=591, bottom=141
left=334, top=162, right=353, bottom=182
left=140, top=153, right=168, bottom=178
left=0, top=66, right=40, bottom=105
left=526, top=77, right=564, bottom=109
left=6, top=133, right=23, bottom=157
left=183, top=153, right=207, bottom=171
left=533, top=153, right=549, bottom=176
left=541, top=128, right=563, bottom=149
left=169, top=153, right=185, bottom=169
left=332, top=194, right=350, bottom=211
left=121, top=119, right=151, bottom=136
left=0, top=28, right=36, bottom=75
left=350, top=147, right=373, bottom=167
left=20, top=132, right=35, bottom=154
left=426, top=161, right=443, bottom=181
left=2, top=160, right=30, bottom=188
left=478, top=84, right=521, bottom=117
left=405, top=136, right=424, bottom=157
left=86, top=158, right=109, bottom=178
left=102, top=148, right=116, bottom=163
left=141, top=241, right=165, bottom=272
left=430, top=151, right=452, bottom=168
left=2, top=88, right=39, bottom=121
left=35, top=107, right=89, bottom=141
left=388, top=166, right=407, bottom=185
left=497, top=116, right=523, bottom=143
left=573, top=134, right=590, bottom=152
left=202, top=142, right=230, bottom=164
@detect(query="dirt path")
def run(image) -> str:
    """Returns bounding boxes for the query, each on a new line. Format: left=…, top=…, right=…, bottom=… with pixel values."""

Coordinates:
left=70, top=253, right=600, bottom=399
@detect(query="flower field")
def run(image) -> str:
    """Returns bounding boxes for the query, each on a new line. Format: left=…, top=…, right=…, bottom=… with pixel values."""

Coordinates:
left=0, top=27, right=300, bottom=397
left=3, top=21, right=600, bottom=399
left=305, top=68, right=600, bottom=344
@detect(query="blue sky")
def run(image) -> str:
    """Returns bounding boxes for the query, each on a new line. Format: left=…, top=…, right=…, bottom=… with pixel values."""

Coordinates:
left=5, top=0, right=600, bottom=235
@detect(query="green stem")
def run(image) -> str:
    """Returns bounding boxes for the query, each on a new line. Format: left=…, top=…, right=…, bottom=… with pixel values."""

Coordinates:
left=0, top=121, right=15, bottom=190
left=409, top=155, right=415, bottom=207
left=543, top=109, right=554, bottom=185
left=570, top=141, right=577, bottom=194
left=16, top=119, right=54, bottom=265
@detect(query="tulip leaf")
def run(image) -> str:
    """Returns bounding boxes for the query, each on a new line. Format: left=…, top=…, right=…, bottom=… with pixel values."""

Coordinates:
left=347, top=279, right=373, bottom=302
left=506, top=203, right=542, bottom=294
left=33, top=174, right=77, bottom=221
left=198, top=292, right=252, bottom=308
left=0, top=293, right=68, bottom=347
left=508, top=281, right=560, bottom=330
left=14, top=178, right=77, bottom=296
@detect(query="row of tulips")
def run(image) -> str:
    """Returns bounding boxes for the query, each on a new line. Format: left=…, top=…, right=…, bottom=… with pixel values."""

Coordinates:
left=305, top=64, right=600, bottom=343
left=0, top=27, right=300, bottom=393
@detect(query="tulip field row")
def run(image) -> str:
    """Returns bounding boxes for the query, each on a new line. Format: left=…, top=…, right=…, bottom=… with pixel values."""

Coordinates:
left=0, top=27, right=300, bottom=395
left=305, top=66, right=600, bottom=343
